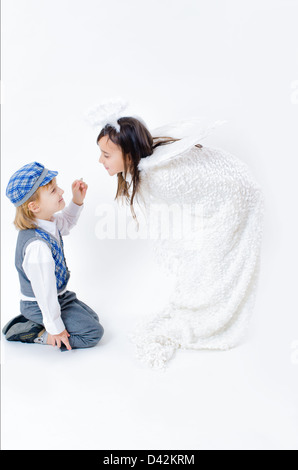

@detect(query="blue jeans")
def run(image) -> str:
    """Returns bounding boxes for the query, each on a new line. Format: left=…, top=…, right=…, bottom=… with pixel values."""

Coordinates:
left=20, top=290, right=104, bottom=350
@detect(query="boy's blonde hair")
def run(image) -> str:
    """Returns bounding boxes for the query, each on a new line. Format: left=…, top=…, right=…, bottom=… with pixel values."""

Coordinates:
left=13, top=179, right=55, bottom=230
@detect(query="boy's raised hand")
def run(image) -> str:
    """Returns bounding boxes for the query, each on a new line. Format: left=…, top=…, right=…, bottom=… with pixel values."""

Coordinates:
left=72, top=179, right=88, bottom=206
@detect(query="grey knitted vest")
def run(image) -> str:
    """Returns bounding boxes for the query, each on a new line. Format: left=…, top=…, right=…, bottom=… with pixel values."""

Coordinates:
left=15, top=228, right=70, bottom=297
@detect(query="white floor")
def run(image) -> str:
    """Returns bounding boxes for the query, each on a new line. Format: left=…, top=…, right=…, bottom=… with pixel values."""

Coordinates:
left=1, top=238, right=298, bottom=450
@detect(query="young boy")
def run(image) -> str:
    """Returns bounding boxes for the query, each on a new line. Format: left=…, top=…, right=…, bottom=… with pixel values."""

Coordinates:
left=3, top=162, right=104, bottom=350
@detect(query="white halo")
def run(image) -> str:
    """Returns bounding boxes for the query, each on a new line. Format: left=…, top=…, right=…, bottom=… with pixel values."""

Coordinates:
left=84, top=98, right=130, bottom=132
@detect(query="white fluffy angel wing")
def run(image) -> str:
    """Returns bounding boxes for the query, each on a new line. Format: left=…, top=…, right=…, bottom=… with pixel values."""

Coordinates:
left=138, top=117, right=227, bottom=171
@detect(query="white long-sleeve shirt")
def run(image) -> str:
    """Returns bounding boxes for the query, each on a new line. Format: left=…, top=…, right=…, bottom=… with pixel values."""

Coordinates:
left=21, top=200, right=83, bottom=335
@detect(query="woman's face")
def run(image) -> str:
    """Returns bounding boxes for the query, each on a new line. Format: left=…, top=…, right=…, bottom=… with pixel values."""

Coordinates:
left=98, top=135, right=125, bottom=176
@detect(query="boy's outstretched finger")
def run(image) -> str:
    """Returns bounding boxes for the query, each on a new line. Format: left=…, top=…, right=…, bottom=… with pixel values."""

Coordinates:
left=62, top=335, right=72, bottom=350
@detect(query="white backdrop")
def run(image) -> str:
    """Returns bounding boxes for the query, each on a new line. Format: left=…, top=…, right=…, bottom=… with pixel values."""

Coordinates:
left=1, top=0, right=298, bottom=450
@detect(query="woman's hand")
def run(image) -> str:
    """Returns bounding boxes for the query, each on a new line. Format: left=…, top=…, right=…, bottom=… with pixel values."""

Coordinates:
left=72, top=179, right=88, bottom=206
left=48, top=329, right=72, bottom=350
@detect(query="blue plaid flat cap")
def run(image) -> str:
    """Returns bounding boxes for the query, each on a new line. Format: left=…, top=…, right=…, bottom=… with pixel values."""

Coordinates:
left=6, top=162, right=58, bottom=207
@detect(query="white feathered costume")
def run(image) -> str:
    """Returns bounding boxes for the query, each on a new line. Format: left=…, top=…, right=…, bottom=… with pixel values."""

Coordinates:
left=127, top=118, right=265, bottom=369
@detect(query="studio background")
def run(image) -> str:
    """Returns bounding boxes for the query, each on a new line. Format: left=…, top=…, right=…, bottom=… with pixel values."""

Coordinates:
left=1, top=0, right=298, bottom=450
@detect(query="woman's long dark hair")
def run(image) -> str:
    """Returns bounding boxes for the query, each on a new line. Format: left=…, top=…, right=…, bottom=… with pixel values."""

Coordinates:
left=96, top=116, right=202, bottom=222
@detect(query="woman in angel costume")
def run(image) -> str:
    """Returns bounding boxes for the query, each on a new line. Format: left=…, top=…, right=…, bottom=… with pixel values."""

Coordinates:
left=88, top=100, right=265, bottom=369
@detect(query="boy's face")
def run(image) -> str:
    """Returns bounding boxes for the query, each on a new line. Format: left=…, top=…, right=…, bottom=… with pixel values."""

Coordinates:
left=29, top=178, right=65, bottom=221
